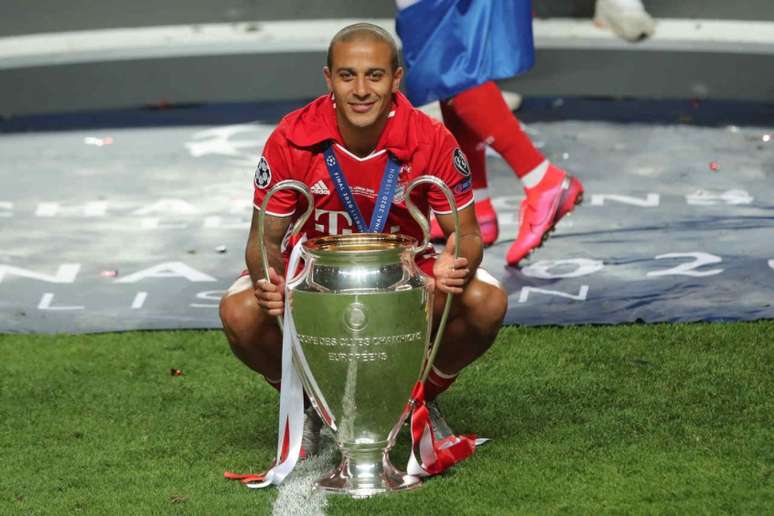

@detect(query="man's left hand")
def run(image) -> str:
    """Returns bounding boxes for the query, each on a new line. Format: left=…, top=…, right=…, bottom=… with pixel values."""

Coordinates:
left=432, top=233, right=469, bottom=295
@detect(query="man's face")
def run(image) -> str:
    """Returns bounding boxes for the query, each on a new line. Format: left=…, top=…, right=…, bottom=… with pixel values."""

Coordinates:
left=324, top=39, right=403, bottom=130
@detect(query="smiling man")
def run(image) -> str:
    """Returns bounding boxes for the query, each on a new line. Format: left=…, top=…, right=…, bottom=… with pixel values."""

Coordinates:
left=219, top=23, right=507, bottom=455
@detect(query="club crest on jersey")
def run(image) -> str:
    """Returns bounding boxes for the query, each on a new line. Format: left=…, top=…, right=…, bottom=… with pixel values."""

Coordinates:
left=254, top=156, right=272, bottom=189
left=393, top=184, right=405, bottom=205
left=452, top=148, right=471, bottom=177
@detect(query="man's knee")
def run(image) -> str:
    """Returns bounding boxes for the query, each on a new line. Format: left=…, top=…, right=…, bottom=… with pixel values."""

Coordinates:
left=460, top=276, right=508, bottom=333
left=219, top=289, right=264, bottom=346
left=220, top=276, right=252, bottom=328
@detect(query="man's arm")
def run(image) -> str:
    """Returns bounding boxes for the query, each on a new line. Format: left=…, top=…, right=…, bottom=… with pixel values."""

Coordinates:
left=245, top=208, right=292, bottom=286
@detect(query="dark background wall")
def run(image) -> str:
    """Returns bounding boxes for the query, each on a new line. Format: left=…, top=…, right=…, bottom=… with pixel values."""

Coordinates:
left=1, top=0, right=772, bottom=36
left=1, top=1, right=772, bottom=115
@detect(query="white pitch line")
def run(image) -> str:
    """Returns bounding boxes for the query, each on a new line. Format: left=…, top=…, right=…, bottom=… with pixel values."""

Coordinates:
left=272, top=430, right=336, bottom=516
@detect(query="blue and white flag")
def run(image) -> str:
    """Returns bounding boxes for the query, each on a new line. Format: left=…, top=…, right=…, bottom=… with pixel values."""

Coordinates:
left=396, top=0, right=535, bottom=105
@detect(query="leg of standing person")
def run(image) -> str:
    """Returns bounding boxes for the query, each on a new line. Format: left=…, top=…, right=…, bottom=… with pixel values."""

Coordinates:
left=443, top=81, right=584, bottom=266
left=424, top=91, right=521, bottom=246
left=437, top=101, right=499, bottom=246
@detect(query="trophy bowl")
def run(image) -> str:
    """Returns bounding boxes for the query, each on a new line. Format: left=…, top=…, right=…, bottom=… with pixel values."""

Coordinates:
left=287, top=232, right=433, bottom=497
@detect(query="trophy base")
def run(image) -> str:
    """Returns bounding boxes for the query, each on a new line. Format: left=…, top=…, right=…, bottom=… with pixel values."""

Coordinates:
left=315, top=448, right=422, bottom=498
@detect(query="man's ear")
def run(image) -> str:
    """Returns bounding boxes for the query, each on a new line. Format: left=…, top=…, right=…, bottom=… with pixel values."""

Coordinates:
left=323, top=66, right=333, bottom=92
left=392, top=66, right=404, bottom=93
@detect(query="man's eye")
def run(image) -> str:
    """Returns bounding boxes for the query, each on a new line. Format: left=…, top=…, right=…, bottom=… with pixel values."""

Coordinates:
left=339, top=72, right=353, bottom=80
left=370, top=72, right=384, bottom=80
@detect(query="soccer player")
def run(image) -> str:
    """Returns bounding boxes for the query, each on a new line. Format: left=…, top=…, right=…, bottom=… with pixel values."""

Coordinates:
left=395, top=0, right=585, bottom=266
left=219, top=23, right=507, bottom=455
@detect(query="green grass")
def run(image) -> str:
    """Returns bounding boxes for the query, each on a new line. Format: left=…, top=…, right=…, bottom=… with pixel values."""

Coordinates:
left=1, top=322, right=773, bottom=515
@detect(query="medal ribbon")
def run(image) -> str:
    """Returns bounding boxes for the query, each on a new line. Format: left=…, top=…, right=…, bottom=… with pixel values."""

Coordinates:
left=323, top=144, right=401, bottom=233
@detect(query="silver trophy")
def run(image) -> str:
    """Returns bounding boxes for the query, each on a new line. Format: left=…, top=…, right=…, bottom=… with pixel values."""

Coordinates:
left=258, top=176, right=460, bottom=497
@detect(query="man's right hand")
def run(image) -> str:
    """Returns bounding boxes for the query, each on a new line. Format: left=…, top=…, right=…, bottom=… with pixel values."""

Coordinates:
left=255, top=266, right=286, bottom=317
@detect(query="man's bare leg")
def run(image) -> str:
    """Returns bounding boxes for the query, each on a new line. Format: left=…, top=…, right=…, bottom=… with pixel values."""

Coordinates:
left=219, top=281, right=283, bottom=381
left=426, top=272, right=507, bottom=400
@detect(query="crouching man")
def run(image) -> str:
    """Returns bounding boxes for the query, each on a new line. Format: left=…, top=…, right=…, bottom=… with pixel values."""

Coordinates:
left=219, top=23, right=507, bottom=455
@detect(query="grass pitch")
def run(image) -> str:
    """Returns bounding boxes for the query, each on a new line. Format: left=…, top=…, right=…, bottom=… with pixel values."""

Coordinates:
left=1, top=322, right=772, bottom=515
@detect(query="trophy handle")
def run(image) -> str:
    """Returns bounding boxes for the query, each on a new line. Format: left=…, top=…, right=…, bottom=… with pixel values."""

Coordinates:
left=403, top=175, right=461, bottom=383
left=257, top=180, right=314, bottom=328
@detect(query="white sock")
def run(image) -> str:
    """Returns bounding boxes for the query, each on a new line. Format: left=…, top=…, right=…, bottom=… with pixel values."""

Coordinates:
left=521, top=160, right=550, bottom=189
left=473, top=188, right=490, bottom=202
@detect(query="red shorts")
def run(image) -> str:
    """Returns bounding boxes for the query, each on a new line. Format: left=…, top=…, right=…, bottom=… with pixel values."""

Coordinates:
left=416, top=251, right=437, bottom=278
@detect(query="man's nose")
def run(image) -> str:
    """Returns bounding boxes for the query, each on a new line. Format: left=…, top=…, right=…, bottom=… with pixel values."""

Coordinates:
left=353, top=76, right=368, bottom=97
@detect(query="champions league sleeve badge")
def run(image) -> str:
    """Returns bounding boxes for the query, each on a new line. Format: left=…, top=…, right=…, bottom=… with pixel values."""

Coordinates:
left=452, top=148, right=471, bottom=177
left=254, top=156, right=272, bottom=189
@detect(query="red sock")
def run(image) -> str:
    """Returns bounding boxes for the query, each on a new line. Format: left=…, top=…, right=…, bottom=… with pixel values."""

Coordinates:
left=448, top=81, right=545, bottom=178
left=425, top=366, right=458, bottom=402
left=440, top=100, right=488, bottom=190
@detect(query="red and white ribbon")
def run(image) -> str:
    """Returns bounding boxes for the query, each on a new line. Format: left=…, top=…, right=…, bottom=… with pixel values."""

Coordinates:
left=225, top=236, right=307, bottom=488
left=406, top=382, right=481, bottom=477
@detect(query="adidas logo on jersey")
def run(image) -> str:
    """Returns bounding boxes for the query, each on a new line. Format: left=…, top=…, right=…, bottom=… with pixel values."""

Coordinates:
left=310, top=180, right=330, bottom=195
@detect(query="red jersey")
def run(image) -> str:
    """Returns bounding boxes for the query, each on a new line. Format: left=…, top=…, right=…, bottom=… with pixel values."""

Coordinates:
left=253, top=92, right=473, bottom=251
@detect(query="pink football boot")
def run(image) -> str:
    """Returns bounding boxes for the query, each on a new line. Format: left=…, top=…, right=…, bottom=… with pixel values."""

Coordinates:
left=474, top=198, right=499, bottom=246
left=506, top=165, right=584, bottom=266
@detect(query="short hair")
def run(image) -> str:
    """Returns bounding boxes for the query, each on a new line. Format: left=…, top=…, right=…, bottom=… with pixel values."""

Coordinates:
left=327, top=23, right=400, bottom=72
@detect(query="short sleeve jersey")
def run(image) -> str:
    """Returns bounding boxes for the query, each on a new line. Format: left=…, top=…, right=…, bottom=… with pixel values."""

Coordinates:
left=252, top=92, right=473, bottom=252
